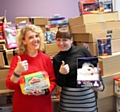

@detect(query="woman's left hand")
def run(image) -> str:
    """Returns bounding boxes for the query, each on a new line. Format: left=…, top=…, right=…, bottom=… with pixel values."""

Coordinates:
left=90, top=81, right=104, bottom=92
left=28, top=89, right=45, bottom=96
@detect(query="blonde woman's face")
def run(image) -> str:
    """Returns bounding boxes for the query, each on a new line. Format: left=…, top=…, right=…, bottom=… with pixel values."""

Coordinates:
left=23, top=30, right=40, bottom=52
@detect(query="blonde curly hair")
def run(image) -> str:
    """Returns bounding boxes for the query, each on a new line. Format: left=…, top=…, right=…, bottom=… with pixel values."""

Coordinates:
left=17, top=24, right=45, bottom=54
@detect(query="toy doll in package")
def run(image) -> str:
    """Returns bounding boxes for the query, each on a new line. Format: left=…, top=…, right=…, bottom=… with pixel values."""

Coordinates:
left=77, top=57, right=100, bottom=87
left=19, top=71, right=50, bottom=95
left=4, top=23, right=17, bottom=49
left=97, top=36, right=112, bottom=56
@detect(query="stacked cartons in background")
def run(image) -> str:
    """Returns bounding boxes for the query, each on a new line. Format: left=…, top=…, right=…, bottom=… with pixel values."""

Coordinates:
left=69, top=11, right=120, bottom=112
left=15, top=17, right=47, bottom=33
left=69, top=11, right=120, bottom=56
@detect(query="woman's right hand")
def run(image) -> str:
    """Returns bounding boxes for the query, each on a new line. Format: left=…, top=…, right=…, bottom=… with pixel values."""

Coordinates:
left=14, top=56, right=28, bottom=75
left=59, top=61, right=70, bottom=75
left=10, top=56, right=29, bottom=83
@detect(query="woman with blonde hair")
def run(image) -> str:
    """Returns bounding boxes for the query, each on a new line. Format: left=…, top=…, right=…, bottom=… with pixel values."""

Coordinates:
left=6, top=24, right=56, bottom=112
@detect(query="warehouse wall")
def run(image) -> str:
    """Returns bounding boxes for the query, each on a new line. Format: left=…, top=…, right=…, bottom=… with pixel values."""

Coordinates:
left=0, top=0, right=80, bottom=22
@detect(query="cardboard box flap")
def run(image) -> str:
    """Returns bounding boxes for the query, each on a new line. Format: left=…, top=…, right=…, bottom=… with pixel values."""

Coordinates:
left=69, top=11, right=119, bottom=26
left=30, top=17, right=48, bottom=25
left=0, top=16, right=7, bottom=23
left=15, top=17, right=30, bottom=24
left=73, top=31, right=107, bottom=42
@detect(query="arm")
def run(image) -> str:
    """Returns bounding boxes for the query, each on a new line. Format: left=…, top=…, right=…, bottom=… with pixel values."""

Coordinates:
left=53, top=58, right=66, bottom=87
left=6, top=55, right=20, bottom=90
left=47, top=57, right=56, bottom=93
left=6, top=55, right=28, bottom=90
left=91, top=72, right=105, bottom=92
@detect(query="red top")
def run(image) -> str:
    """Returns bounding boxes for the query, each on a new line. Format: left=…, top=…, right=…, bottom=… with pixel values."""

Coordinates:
left=6, top=51, right=56, bottom=112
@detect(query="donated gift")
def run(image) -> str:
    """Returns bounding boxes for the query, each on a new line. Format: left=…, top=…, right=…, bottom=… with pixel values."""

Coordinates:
left=77, top=57, right=100, bottom=87
left=19, top=71, right=50, bottom=95
left=114, top=77, right=120, bottom=97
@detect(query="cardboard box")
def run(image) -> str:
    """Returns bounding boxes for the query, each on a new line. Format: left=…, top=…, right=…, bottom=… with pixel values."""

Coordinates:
left=69, top=11, right=119, bottom=26
left=75, top=39, right=120, bottom=56
left=108, top=29, right=120, bottom=40
left=0, top=68, right=9, bottom=90
left=0, top=16, right=7, bottom=23
left=76, top=42, right=97, bottom=56
left=44, top=43, right=59, bottom=57
left=98, top=53, right=120, bottom=76
left=112, top=39, right=120, bottom=53
left=6, top=49, right=17, bottom=65
left=37, top=25, right=46, bottom=33
left=0, top=68, right=9, bottom=79
left=30, top=17, right=48, bottom=25
left=71, top=22, right=105, bottom=33
left=73, top=29, right=120, bottom=43
left=15, top=17, right=30, bottom=24
left=97, top=72, right=120, bottom=99
left=0, top=52, right=5, bottom=67
left=105, top=21, right=120, bottom=30
left=97, top=96, right=116, bottom=112
left=73, top=31, right=107, bottom=42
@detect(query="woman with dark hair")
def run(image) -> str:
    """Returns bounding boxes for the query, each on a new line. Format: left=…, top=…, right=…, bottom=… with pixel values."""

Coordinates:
left=53, top=28, right=104, bottom=112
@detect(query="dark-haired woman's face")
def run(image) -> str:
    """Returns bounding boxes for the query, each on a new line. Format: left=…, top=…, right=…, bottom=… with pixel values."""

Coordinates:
left=56, top=37, right=73, bottom=51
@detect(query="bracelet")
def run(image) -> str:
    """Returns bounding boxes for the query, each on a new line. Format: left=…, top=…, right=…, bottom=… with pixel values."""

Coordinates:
left=44, top=89, right=49, bottom=95
left=13, top=72, right=20, bottom=78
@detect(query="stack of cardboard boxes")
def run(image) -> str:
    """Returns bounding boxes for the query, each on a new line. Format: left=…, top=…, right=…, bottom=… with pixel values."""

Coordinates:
left=69, top=11, right=120, bottom=56
left=69, top=11, right=120, bottom=112
left=15, top=17, right=47, bottom=33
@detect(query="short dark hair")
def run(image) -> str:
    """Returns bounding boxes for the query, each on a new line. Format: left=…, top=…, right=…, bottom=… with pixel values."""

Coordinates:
left=56, top=28, right=72, bottom=39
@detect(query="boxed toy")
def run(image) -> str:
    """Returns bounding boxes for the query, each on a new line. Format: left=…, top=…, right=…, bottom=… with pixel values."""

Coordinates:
left=0, top=23, right=4, bottom=39
left=46, top=31, right=56, bottom=43
left=77, top=57, right=100, bottom=87
left=99, top=0, right=113, bottom=12
left=78, top=0, right=104, bottom=15
left=19, top=71, right=50, bottom=95
left=116, top=97, right=120, bottom=112
left=97, top=36, right=112, bottom=56
left=3, top=23, right=17, bottom=49
left=114, top=77, right=120, bottom=97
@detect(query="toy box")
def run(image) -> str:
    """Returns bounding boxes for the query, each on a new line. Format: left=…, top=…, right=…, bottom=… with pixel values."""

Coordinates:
left=46, top=31, right=56, bottom=43
left=116, top=97, right=120, bottom=112
left=51, top=85, right=61, bottom=99
left=19, top=71, right=50, bottom=95
left=97, top=36, right=112, bottom=56
left=4, top=23, right=17, bottom=49
left=77, top=57, right=100, bottom=87
left=78, top=0, right=104, bottom=15
left=100, top=0, right=113, bottom=12
left=0, top=23, right=4, bottom=39
left=114, top=77, right=120, bottom=97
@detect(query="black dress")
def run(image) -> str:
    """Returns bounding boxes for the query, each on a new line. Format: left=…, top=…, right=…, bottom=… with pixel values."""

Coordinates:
left=53, top=45, right=104, bottom=112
